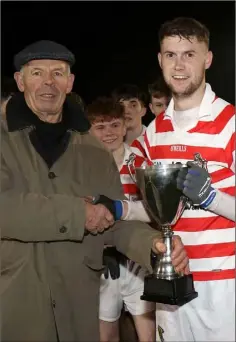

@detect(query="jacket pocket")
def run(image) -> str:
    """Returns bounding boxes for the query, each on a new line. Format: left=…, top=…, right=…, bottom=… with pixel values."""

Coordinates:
left=83, top=255, right=104, bottom=271
left=1, top=240, right=31, bottom=274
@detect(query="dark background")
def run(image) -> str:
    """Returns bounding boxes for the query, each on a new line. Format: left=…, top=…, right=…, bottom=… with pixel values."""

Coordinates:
left=2, top=1, right=235, bottom=123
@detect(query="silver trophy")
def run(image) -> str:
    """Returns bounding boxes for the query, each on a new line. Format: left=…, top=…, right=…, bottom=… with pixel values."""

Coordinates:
left=126, top=153, right=206, bottom=306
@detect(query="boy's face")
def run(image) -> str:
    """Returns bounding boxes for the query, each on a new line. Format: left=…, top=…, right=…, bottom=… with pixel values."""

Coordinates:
left=90, top=118, right=126, bottom=152
left=149, top=95, right=169, bottom=116
left=119, top=98, right=146, bottom=130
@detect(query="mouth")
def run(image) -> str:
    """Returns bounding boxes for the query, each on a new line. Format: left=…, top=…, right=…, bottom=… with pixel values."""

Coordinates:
left=172, top=75, right=189, bottom=80
left=40, top=93, right=56, bottom=99
left=103, top=139, right=117, bottom=144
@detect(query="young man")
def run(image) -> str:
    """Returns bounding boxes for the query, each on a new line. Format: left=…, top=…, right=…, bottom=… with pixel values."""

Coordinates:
left=88, top=96, right=156, bottom=342
left=112, top=84, right=147, bottom=145
left=134, top=17, right=235, bottom=341
left=148, top=75, right=171, bottom=117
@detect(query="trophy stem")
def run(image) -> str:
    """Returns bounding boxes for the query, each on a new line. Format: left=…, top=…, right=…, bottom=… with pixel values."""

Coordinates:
left=153, top=225, right=181, bottom=280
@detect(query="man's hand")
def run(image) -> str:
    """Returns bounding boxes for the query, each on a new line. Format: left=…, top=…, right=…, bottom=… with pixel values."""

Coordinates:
left=84, top=195, right=124, bottom=221
left=85, top=202, right=114, bottom=234
left=177, top=161, right=216, bottom=208
left=152, top=235, right=190, bottom=275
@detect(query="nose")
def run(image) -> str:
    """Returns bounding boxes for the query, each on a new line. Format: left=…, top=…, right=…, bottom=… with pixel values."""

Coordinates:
left=104, top=125, right=116, bottom=136
left=174, top=56, right=185, bottom=71
left=43, top=73, right=54, bottom=86
left=125, top=109, right=132, bottom=116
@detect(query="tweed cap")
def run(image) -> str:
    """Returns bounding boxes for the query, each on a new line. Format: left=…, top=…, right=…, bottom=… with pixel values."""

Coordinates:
left=14, top=40, right=75, bottom=70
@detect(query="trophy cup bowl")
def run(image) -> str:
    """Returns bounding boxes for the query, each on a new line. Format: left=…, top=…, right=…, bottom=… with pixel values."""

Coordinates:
left=127, top=156, right=199, bottom=306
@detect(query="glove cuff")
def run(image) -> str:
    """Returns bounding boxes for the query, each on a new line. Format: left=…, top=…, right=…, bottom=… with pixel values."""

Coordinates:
left=114, top=200, right=123, bottom=220
left=200, top=188, right=217, bottom=209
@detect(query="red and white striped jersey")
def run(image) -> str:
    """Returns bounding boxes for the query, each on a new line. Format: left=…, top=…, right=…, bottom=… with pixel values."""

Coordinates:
left=130, top=125, right=147, bottom=158
left=119, top=144, right=146, bottom=201
left=143, top=83, right=235, bottom=282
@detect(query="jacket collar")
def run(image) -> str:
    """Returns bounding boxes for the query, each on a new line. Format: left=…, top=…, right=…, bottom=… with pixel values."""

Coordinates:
left=165, top=83, right=215, bottom=120
left=6, top=92, right=91, bottom=132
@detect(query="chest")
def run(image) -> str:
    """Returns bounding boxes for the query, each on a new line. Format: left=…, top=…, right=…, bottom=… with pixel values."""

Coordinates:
left=3, top=131, right=106, bottom=198
left=148, top=129, right=228, bottom=170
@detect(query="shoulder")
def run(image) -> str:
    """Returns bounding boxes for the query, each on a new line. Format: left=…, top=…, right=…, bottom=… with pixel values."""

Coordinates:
left=72, top=130, right=107, bottom=150
left=125, top=144, right=146, bottom=167
left=212, top=96, right=235, bottom=122
left=72, top=130, right=115, bottom=165
left=1, top=114, right=10, bottom=138
left=145, top=114, right=165, bottom=135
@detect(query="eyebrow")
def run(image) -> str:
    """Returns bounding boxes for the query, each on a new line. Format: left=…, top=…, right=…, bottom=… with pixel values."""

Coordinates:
left=164, top=50, right=196, bottom=54
left=30, top=66, right=66, bottom=71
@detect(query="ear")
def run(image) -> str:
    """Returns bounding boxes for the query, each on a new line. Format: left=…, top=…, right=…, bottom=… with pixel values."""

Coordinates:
left=205, top=51, right=213, bottom=70
left=66, top=73, right=75, bottom=94
left=158, top=52, right=162, bottom=69
left=14, top=72, right=25, bottom=92
left=149, top=103, right=154, bottom=114
left=140, top=107, right=147, bottom=118
left=122, top=122, right=127, bottom=137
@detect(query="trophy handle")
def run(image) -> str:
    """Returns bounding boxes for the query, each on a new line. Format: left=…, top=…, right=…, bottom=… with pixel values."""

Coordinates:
left=126, top=153, right=137, bottom=183
left=193, top=152, right=208, bottom=170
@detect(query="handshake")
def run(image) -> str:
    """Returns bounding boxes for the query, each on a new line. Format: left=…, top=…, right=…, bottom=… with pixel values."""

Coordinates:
left=84, top=195, right=125, bottom=234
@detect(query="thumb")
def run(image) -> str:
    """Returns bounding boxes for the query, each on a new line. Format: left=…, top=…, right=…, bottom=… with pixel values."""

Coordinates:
left=155, top=241, right=167, bottom=254
left=187, top=161, right=197, bottom=168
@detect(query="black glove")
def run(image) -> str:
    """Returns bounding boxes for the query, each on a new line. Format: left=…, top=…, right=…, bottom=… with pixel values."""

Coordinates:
left=92, top=195, right=123, bottom=220
left=177, top=161, right=216, bottom=208
left=102, top=247, right=127, bottom=280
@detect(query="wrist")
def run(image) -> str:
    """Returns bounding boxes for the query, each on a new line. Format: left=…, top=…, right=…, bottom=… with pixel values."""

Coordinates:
left=120, top=201, right=128, bottom=219
left=114, top=200, right=124, bottom=220
left=200, top=187, right=217, bottom=209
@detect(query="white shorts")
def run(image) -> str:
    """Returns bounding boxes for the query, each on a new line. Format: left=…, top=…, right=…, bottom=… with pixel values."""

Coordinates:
left=156, top=278, right=235, bottom=341
left=99, top=260, right=155, bottom=322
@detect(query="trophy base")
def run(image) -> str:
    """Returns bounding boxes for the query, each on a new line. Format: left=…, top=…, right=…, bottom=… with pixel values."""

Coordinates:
left=141, top=274, right=198, bottom=306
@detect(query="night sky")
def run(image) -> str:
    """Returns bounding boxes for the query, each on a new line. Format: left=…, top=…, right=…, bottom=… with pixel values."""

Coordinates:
left=2, top=1, right=235, bottom=123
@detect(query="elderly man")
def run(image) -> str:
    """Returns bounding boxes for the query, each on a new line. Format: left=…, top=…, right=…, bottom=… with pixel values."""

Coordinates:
left=1, top=40, right=188, bottom=342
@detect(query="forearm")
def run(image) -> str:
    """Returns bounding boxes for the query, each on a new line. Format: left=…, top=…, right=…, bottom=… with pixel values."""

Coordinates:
left=105, top=220, right=162, bottom=272
left=0, top=191, right=86, bottom=242
left=207, top=190, right=235, bottom=221
left=122, top=200, right=152, bottom=223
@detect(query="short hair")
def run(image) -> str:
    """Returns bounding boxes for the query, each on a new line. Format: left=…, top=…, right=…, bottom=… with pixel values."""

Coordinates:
left=148, top=76, right=171, bottom=101
left=87, top=96, right=125, bottom=124
left=1, top=77, right=18, bottom=101
left=111, top=84, right=146, bottom=106
left=159, top=17, right=210, bottom=48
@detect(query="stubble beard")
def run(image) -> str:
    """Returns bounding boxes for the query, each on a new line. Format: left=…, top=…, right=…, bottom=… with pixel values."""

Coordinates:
left=166, top=72, right=205, bottom=99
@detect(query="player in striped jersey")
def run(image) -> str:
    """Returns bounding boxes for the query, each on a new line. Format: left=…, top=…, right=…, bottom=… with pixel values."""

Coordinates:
left=87, top=96, right=156, bottom=342
left=134, top=17, right=235, bottom=341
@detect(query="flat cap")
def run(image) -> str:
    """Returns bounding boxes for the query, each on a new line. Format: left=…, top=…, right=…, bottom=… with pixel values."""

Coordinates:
left=14, top=40, right=75, bottom=70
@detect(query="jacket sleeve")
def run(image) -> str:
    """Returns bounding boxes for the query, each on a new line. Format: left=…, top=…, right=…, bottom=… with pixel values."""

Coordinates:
left=104, top=220, right=162, bottom=273
left=0, top=155, right=87, bottom=242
